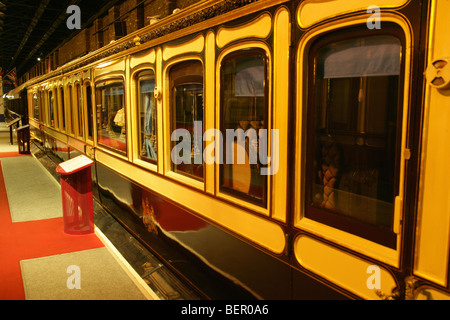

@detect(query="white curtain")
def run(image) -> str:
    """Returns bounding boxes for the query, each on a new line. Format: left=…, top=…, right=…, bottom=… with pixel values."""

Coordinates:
left=235, top=59, right=265, bottom=97
left=322, top=36, right=401, bottom=79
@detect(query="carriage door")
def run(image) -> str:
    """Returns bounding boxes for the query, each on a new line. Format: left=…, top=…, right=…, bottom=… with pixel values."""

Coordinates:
left=412, top=0, right=450, bottom=300
left=292, top=1, right=430, bottom=299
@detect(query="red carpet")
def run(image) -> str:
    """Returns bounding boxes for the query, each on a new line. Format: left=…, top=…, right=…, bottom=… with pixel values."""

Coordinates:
left=0, top=152, right=28, bottom=158
left=0, top=154, right=105, bottom=300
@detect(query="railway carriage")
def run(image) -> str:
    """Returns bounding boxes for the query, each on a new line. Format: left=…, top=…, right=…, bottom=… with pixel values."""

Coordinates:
left=6, top=0, right=450, bottom=299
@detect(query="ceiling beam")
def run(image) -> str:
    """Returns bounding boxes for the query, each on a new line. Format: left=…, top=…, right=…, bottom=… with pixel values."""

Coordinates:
left=5, top=2, right=61, bottom=12
left=3, top=14, right=62, bottom=23
left=17, top=0, right=83, bottom=74
left=10, top=0, right=51, bottom=67
left=18, top=0, right=122, bottom=75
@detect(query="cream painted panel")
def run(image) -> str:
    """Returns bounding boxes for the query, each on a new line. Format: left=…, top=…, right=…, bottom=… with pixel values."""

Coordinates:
left=162, top=34, right=204, bottom=61
left=415, top=287, right=450, bottom=300
left=295, top=235, right=397, bottom=299
left=43, top=126, right=68, bottom=143
left=96, top=150, right=286, bottom=254
left=68, top=136, right=86, bottom=153
left=83, top=69, right=90, bottom=79
left=271, top=7, right=290, bottom=223
left=125, top=57, right=132, bottom=161
left=298, top=0, right=410, bottom=28
left=216, top=13, right=272, bottom=48
left=72, top=73, right=83, bottom=83
left=156, top=47, right=164, bottom=175
left=129, top=62, right=139, bottom=164
left=414, top=0, right=450, bottom=287
left=93, top=59, right=126, bottom=79
left=130, top=49, right=156, bottom=69
left=205, top=31, right=216, bottom=195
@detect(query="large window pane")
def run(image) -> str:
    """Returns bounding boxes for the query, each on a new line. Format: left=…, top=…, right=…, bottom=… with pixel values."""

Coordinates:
left=68, top=86, right=74, bottom=135
left=39, top=91, right=45, bottom=123
left=138, top=71, right=157, bottom=163
left=33, top=92, right=39, bottom=120
left=96, top=80, right=126, bottom=153
left=76, top=83, right=83, bottom=138
left=85, top=84, right=93, bottom=139
left=169, top=60, right=204, bottom=180
left=306, top=34, right=403, bottom=247
left=60, top=87, right=65, bottom=131
left=49, top=91, right=55, bottom=127
left=220, top=50, right=267, bottom=205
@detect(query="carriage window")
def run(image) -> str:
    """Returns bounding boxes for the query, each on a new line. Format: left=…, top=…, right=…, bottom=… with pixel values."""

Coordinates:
left=33, top=92, right=39, bottom=120
left=95, top=79, right=126, bottom=153
left=169, top=60, right=204, bottom=180
left=85, top=83, right=93, bottom=140
left=68, top=85, right=74, bottom=135
left=306, top=33, right=403, bottom=247
left=75, top=83, right=83, bottom=138
left=39, top=91, right=45, bottom=123
left=49, top=91, right=55, bottom=127
left=60, top=87, right=66, bottom=131
left=220, top=50, right=268, bottom=206
left=137, top=70, right=157, bottom=163
left=42, top=91, right=47, bottom=123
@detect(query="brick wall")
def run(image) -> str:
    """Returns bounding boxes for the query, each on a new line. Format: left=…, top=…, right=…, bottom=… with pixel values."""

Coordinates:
left=22, top=0, right=202, bottom=81
left=176, top=0, right=200, bottom=10
left=58, top=29, right=89, bottom=65
left=120, top=0, right=141, bottom=34
left=144, top=0, right=169, bottom=25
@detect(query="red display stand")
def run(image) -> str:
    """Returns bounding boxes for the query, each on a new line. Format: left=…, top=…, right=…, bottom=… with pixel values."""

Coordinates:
left=56, top=155, right=95, bottom=235
left=17, top=124, right=31, bottom=154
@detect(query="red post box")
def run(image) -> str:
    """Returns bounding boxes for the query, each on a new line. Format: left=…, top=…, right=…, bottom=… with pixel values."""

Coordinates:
left=56, top=155, right=95, bottom=235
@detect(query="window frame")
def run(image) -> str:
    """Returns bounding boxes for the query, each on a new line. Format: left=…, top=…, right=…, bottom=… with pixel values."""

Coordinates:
left=136, top=69, right=158, bottom=166
left=32, top=90, right=39, bottom=121
left=218, top=47, right=270, bottom=208
left=215, top=42, right=273, bottom=217
left=84, top=80, right=94, bottom=142
left=94, top=76, right=127, bottom=156
left=164, top=58, right=205, bottom=187
left=74, top=81, right=84, bottom=139
left=67, top=84, right=75, bottom=136
left=49, top=87, right=58, bottom=129
left=58, top=86, right=66, bottom=132
left=40, top=89, right=46, bottom=124
left=301, top=24, right=407, bottom=249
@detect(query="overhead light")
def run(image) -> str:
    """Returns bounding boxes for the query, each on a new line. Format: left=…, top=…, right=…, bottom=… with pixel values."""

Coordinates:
left=37, top=57, right=41, bottom=61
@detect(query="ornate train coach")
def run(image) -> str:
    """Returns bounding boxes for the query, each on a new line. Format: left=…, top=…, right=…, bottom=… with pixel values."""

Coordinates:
left=9, top=0, right=450, bottom=299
